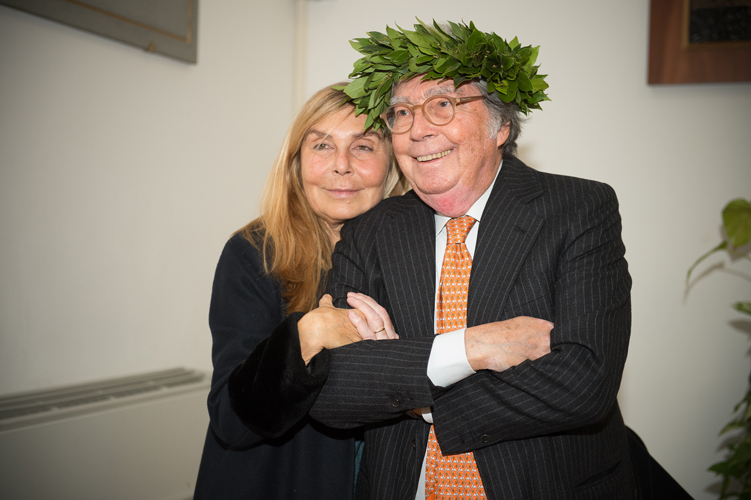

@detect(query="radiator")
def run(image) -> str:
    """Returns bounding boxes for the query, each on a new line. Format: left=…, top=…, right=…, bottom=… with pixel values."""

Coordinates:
left=0, top=367, right=211, bottom=500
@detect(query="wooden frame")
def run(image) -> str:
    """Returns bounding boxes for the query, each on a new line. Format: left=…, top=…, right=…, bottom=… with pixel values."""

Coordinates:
left=648, top=0, right=751, bottom=84
left=0, top=0, right=198, bottom=64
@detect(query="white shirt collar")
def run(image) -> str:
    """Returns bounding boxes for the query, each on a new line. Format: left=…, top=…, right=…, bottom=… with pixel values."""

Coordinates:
left=434, top=159, right=503, bottom=235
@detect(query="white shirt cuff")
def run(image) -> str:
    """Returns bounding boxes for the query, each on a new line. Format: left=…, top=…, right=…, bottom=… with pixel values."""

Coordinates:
left=420, top=330, right=476, bottom=424
left=427, top=328, right=476, bottom=387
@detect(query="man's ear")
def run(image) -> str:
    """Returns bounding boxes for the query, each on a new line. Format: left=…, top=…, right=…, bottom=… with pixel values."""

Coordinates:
left=496, top=123, right=511, bottom=149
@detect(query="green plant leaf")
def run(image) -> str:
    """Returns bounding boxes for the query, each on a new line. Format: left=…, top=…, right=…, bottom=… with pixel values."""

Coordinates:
left=734, top=302, right=751, bottom=316
left=517, top=73, right=533, bottom=91
left=402, top=29, right=432, bottom=49
left=721, top=421, right=745, bottom=434
left=447, top=20, right=464, bottom=39
left=686, top=241, right=728, bottom=284
left=367, top=31, right=391, bottom=46
left=386, top=26, right=402, bottom=47
left=343, top=77, right=368, bottom=99
left=723, top=199, right=751, bottom=249
left=466, top=29, right=484, bottom=52
left=388, top=49, right=410, bottom=66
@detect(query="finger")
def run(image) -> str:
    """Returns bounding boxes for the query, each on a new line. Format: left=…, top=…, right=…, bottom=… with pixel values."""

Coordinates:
left=350, top=293, right=397, bottom=339
left=318, top=294, right=334, bottom=308
left=346, top=294, right=385, bottom=335
left=348, top=310, right=375, bottom=340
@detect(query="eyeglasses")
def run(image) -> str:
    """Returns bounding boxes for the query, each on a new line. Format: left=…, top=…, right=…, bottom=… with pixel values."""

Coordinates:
left=380, top=94, right=487, bottom=134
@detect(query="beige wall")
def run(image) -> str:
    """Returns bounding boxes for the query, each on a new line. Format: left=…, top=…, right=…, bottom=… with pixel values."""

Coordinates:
left=304, top=1, right=751, bottom=499
left=0, top=1, right=295, bottom=392
left=1, top=1, right=750, bottom=499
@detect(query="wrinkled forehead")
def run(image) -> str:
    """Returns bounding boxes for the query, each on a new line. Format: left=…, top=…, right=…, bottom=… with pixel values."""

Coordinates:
left=391, top=77, right=473, bottom=105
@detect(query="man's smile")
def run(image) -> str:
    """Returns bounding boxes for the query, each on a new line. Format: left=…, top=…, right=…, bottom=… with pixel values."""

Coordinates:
left=415, top=149, right=455, bottom=162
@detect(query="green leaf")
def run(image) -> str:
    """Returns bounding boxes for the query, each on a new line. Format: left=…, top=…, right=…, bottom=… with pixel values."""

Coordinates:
left=509, top=36, right=520, bottom=49
left=388, top=49, right=410, bottom=66
left=364, top=112, right=375, bottom=130
left=734, top=302, right=751, bottom=316
left=432, top=20, right=454, bottom=43
left=517, top=73, right=533, bottom=91
left=367, top=31, right=391, bottom=46
left=499, top=80, right=518, bottom=102
left=386, top=26, right=402, bottom=48
left=353, top=37, right=373, bottom=48
left=686, top=241, right=728, bottom=284
left=710, top=460, right=735, bottom=475
left=531, top=77, right=549, bottom=92
left=528, top=45, right=540, bottom=67
left=466, top=29, right=484, bottom=52
left=418, top=44, right=437, bottom=56
left=343, top=77, right=368, bottom=99
left=721, top=421, right=745, bottom=434
left=448, top=21, right=464, bottom=39
left=402, top=30, right=432, bottom=49
left=433, top=57, right=450, bottom=72
left=723, top=199, right=751, bottom=248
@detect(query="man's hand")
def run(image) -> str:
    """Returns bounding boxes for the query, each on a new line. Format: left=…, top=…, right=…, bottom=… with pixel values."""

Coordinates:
left=346, top=292, right=399, bottom=340
left=298, top=295, right=363, bottom=365
left=465, top=317, right=553, bottom=372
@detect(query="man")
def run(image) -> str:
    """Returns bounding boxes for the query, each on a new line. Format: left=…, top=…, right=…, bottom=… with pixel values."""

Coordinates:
left=306, top=21, right=634, bottom=499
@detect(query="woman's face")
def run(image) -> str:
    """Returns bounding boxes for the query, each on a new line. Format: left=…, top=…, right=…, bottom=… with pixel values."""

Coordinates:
left=300, top=107, right=391, bottom=240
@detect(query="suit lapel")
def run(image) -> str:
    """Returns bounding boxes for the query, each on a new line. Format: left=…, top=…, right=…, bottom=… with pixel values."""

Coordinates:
left=468, top=158, right=544, bottom=326
left=378, top=194, right=436, bottom=339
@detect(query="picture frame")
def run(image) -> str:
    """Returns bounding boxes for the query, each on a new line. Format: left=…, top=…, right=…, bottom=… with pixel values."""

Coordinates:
left=648, top=0, right=751, bottom=84
left=0, top=0, right=198, bottom=64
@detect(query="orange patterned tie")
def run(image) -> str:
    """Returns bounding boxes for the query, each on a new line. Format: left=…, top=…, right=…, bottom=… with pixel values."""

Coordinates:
left=426, top=215, right=486, bottom=500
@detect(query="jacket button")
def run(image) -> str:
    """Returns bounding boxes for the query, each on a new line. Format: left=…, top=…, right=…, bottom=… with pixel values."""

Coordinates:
left=480, top=434, right=490, bottom=443
left=391, top=398, right=401, bottom=408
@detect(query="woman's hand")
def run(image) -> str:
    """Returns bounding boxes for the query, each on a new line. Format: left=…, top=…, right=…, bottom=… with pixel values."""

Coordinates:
left=297, top=293, right=399, bottom=365
left=346, top=292, right=399, bottom=341
left=298, top=295, right=363, bottom=364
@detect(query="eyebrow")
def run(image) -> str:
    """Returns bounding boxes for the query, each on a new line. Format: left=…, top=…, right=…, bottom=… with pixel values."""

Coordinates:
left=306, top=129, right=382, bottom=140
left=390, top=83, right=456, bottom=105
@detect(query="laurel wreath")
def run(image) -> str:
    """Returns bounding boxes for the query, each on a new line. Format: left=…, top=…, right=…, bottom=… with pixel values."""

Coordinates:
left=338, top=19, right=551, bottom=131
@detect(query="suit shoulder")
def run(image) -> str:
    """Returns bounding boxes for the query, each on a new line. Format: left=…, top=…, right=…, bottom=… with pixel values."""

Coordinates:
left=507, top=158, right=617, bottom=205
left=341, top=190, right=425, bottom=235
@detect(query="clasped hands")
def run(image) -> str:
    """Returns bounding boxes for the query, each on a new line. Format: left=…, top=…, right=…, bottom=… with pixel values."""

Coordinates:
left=298, top=293, right=553, bottom=371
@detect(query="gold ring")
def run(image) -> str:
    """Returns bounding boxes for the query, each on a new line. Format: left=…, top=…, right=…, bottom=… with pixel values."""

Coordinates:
left=374, top=327, right=386, bottom=334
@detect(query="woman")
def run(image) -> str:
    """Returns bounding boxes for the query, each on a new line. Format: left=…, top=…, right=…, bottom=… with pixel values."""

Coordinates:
left=193, top=84, right=403, bottom=500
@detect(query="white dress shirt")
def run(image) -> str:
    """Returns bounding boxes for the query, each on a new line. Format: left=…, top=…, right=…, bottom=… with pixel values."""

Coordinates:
left=414, top=160, right=503, bottom=499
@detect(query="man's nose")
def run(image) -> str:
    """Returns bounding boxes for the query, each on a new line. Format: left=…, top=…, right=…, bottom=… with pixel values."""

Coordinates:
left=409, top=106, right=435, bottom=140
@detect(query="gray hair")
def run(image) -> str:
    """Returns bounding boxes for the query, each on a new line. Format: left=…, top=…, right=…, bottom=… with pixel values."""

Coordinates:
left=470, top=80, right=523, bottom=158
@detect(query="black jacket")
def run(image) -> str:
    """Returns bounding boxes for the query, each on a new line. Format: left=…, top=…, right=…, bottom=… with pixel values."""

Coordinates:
left=194, top=233, right=356, bottom=500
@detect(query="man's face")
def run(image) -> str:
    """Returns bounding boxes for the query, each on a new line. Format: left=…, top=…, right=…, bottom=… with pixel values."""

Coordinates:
left=390, top=78, right=509, bottom=217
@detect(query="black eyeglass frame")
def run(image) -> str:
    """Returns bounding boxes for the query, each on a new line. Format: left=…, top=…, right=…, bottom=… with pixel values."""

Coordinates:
left=380, top=94, right=487, bottom=134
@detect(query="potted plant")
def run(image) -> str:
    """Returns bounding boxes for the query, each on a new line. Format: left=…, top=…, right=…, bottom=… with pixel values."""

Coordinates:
left=687, top=198, right=751, bottom=499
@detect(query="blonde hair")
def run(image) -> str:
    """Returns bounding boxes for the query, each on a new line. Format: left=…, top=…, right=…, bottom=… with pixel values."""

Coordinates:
left=239, top=84, right=404, bottom=314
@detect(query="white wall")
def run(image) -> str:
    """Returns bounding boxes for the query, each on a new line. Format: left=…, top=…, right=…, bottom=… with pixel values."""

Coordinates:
left=0, top=1, right=295, bottom=392
left=305, top=1, right=751, bottom=499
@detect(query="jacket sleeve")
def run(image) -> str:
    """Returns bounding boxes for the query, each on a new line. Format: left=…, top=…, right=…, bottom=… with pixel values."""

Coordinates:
left=207, top=234, right=328, bottom=447
left=309, top=212, right=438, bottom=428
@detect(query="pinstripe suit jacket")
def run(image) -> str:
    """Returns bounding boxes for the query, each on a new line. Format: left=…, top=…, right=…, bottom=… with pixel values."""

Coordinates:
left=310, top=156, right=635, bottom=499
